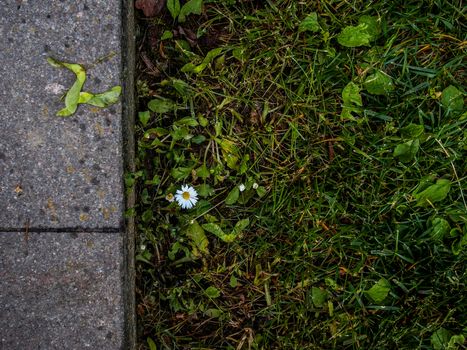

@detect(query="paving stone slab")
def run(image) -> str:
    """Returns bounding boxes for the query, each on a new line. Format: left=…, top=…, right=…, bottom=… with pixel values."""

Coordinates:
left=0, top=231, right=124, bottom=349
left=0, top=1, right=123, bottom=230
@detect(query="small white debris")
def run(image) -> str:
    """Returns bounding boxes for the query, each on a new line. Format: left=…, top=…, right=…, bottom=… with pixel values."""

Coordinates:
left=45, top=83, right=65, bottom=95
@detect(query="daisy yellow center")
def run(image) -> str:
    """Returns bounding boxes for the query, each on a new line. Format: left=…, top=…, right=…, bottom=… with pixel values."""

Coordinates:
left=182, top=191, right=191, bottom=200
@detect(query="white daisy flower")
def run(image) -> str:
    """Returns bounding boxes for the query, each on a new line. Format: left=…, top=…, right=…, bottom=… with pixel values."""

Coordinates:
left=165, top=193, right=175, bottom=202
left=175, top=185, right=198, bottom=209
left=252, top=182, right=259, bottom=189
left=239, top=184, right=246, bottom=192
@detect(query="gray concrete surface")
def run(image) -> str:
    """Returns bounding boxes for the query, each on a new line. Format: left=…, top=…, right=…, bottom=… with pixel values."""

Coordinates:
left=0, top=231, right=124, bottom=349
left=0, top=1, right=123, bottom=230
left=0, top=1, right=135, bottom=349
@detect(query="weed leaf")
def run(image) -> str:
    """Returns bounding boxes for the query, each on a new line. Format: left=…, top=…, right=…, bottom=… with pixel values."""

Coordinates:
left=147, top=337, right=157, bottom=350
left=299, top=12, right=320, bottom=33
left=343, top=82, right=362, bottom=106
left=179, top=0, right=203, bottom=22
left=358, top=15, right=381, bottom=40
left=441, top=85, right=464, bottom=113
left=431, top=328, right=451, bottom=350
left=197, top=184, right=214, bottom=197
left=196, top=164, right=210, bottom=179
left=185, top=220, right=209, bottom=256
left=337, top=23, right=371, bottom=47
left=148, top=97, right=177, bottom=113
left=414, top=179, right=451, bottom=207
left=204, top=286, right=220, bottom=298
left=202, top=223, right=236, bottom=242
left=167, top=0, right=180, bottom=19
left=233, top=218, right=250, bottom=235
left=364, top=71, right=394, bottom=95
left=451, top=229, right=467, bottom=255
left=393, top=139, right=419, bottom=163
left=171, top=166, right=193, bottom=180
left=429, top=217, right=450, bottom=241
left=341, top=82, right=362, bottom=120
left=225, top=186, right=240, bottom=205
left=400, top=124, right=424, bottom=139
left=139, top=111, right=150, bottom=126
left=365, top=278, right=390, bottom=303
left=312, top=287, right=328, bottom=307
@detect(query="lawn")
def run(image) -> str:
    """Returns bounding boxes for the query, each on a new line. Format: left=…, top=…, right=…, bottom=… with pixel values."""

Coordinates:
left=131, top=0, right=466, bottom=349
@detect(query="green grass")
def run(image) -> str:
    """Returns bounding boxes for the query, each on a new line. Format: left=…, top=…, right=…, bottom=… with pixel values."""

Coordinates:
left=132, top=1, right=466, bottom=349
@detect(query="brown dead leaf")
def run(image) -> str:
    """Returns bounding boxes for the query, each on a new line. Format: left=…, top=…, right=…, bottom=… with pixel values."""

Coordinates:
left=135, top=0, right=165, bottom=17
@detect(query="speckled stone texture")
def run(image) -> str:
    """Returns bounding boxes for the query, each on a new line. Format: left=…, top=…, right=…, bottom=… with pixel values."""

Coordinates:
left=0, top=1, right=123, bottom=229
left=0, top=232, right=124, bottom=349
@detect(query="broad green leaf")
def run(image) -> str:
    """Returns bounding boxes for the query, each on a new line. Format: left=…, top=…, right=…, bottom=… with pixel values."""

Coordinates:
left=204, top=286, right=220, bottom=298
left=80, top=86, right=121, bottom=107
left=197, top=184, right=214, bottom=197
left=196, top=164, right=210, bottom=179
left=414, top=179, right=451, bottom=207
left=202, top=223, right=225, bottom=239
left=161, top=30, right=173, bottom=40
left=448, top=334, right=465, bottom=348
left=147, top=337, right=157, bottom=350
left=232, top=47, right=247, bottom=62
left=256, top=186, right=267, bottom=198
left=167, top=0, right=180, bottom=19
left=441, top=85, right=464, bottom=113
left=393, top=139, right=419, bottom=162
left=192, top=135, right=206, bottom=144
left=365, top=278, right=390, bottom=303
left=430, top=217, right=450, bottom=241
left=337, top=23, right=371, bottom=47
left=148, top=97, right=177, bottom=113
left=141, top=209, right=153, bottom=223
left=413, top=174, right=437, bottom=195
left=358, top=15, right=381, bottom=40
left=205, top=308, right=223, bottom=318
left=299, top=12, right=320, bottom=33
left=139, top=111, right=150, bottom=127
left=181, top=47, right=223, bottom=74
left=233, top=218, right=250, bottom=235
left=217, top=138, right=240, bottom=169
left=202, top=223, right=237, bottom=243
left=170, top=126, right=190, bottom=141
left=172, top=79, right=191, bottom=96
left=311, top=287, right=328, bottom=307
left=342, top=82, right=362, bottom=106
left=203, top=47, right=223, bottom=65
left=230, top=275, right=238, bottom=288
left=225, top=186, right=240, bottom=205
left=431, top=328, right=451, bottom=350
left=175, top=117, right=199, bottom=127
left=451, top=230, right=467, bottom=255
left=400, top=124, right=424, bottom=139
left=185, top=220, right=209, bottom=256
left=341, top=82, right=362, bottom=120
left=179, top=0, right=203, bottom=22
left=171, top=166, right=193, bottom=180
left=364, top=71, right=394, bottom=95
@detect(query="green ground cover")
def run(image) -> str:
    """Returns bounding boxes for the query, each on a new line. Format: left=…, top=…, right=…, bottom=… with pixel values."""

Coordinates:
left=132, top=1, right=466, bottom=348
